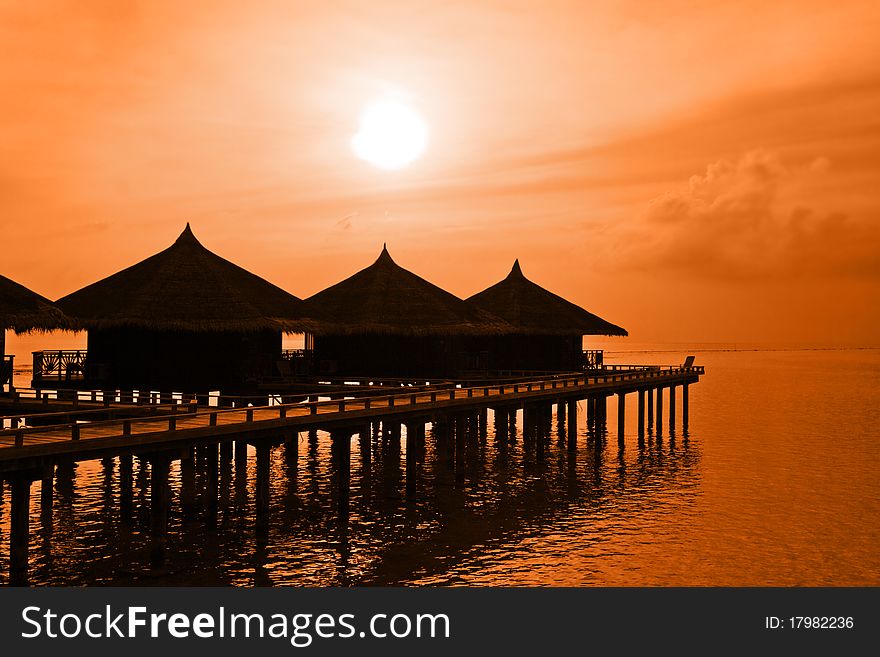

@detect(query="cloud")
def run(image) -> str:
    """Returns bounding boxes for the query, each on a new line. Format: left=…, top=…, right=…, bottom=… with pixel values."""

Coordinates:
left=611, top=150, right=880, bottom=280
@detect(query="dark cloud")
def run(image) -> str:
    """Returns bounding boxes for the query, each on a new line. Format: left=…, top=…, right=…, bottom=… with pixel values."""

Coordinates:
left=612, top=150, right=880, bottom=280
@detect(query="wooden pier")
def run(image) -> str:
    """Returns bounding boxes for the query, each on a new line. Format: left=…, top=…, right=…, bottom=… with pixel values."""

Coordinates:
left=0, top=363, right=703, bottom=585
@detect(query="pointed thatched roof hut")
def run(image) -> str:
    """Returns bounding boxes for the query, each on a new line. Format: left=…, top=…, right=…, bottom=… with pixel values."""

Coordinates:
left=304, top=246, right=509, bottom=336
left=467, top=259, right=627, bottom=336
left=57, top=223, right=313, bottom=333
left=1, top=274, right=69, bottom=333
left=2, top=274, right=70, bottom=390
left=465, top=260, right=626, bottom=373
left=302, top=246, right=509, bottom=377
left=54, top=224, right=314, bottom=392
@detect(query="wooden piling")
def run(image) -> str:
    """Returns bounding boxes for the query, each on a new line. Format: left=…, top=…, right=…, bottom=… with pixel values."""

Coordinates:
left=205, top=443, right=219, bottom=528
left=637, top=389, right=645, bottom=439
left=180, top=449, right=196, bottom=520
left=234, top=439, right=248, bottom=474
left=495, top=408, right=509, bottom=442
left=40, top=467, right=54, bottom=524
left=119, top=454, right=133, bottom=522
left=331, top=431, right=351, bottom=514
left=255, top=443, right=271, bottom=531
left=647, top=386, right=654, bottom=427
left=149, top=455, right=171, bottom=566
left=220, top=440, right=233, bottom=463
left=405, top=422, right=417, bottom=497
left=683, top=383, right=690, bottom=430
left=566, top=400, right=578, bottom=449
left=10, top=475, right=32, bottom=586
left=617, top=392, right=625, bottom=445
left=656, top=386, right=664, bottom=436
left=669, top=384, right=676, bottom=433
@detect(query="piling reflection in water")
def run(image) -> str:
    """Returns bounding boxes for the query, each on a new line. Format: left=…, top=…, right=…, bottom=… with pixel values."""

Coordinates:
left=0, top=403, right=699, bottom=586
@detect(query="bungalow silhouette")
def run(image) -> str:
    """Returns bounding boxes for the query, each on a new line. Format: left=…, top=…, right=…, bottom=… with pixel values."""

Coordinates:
left=1, top=274, right=70, bottom=391
left=466, top=260, right=626, bottom=372
left=303, top=246, right=510, bottom=377
left=55, top=224, right=315, bottom=392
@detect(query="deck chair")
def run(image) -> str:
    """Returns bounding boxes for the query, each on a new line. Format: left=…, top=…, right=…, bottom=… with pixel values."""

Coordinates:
left=682, top=355, right=695, bottom=369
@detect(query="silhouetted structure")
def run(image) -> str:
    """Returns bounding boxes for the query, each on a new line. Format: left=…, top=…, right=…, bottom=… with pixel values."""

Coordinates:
left=55, top=224, right=314, bottom=392
left=467, top=260, right=626, bottom=372
left=303, top=246, right=509, bottom=377
left=1, top=274, right=70, bottom=390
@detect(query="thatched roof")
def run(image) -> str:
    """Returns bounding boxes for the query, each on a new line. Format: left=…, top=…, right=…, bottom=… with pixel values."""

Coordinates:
left=304, top=246, right=511, bottom=336
left=56, top=224, right=315, bottom=333
left=467, top=260, right=627, bottom=336
left=1, top=274, right=70, bottom=333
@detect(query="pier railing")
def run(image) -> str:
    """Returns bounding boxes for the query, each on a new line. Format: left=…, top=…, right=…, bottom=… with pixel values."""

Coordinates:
left=32, top=350, right=87, bottom=383
left=582, top=350, right=604, bottom=370
left=0, top=364, right=704, bottom=449
left=1, top=355, right=13, bottom=390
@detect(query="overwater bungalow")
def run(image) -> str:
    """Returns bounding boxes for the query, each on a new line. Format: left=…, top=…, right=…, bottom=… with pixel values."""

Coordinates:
left=53, top=224, right=314, bottom=393
left=303, top=246, right=510, bottom=377
left=466, top=260, right=627, bottom=372
left=1, top=274, right=70, bottom=391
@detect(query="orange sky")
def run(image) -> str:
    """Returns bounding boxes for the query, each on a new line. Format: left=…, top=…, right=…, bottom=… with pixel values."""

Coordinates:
left=2, top=0, right=879, bottom=347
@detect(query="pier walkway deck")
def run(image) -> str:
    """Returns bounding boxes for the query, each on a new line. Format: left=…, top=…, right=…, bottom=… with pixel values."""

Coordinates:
left=0, top=365, right=702, bottom=473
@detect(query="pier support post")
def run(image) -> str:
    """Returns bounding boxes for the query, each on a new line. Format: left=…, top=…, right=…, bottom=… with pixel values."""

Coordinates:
left=453, top=415, right=466, bottom=484
left=683, top=383, right=690, bottom=431
left=617, top=392, right=626, bottom=446
left=359, top=426, right=371, bottom=470
left=285, top=432, right=299, bottom=469
left=495, top=409, right=509, bottom=443
left=235, top=439, right=248, bottom=474
left=206, top=443, right=219, bottom=528
left=220, top=440, right=233, bottom=464
left=255, top=443, right=271, bottom=534
left=119, top=454, right=133, bottom=522
left=647, top=387, right=654, bottom=428
left=637, top=389, right=645, bottom=441
left=149, top=455, right=171, bottom=566
left=656, top=386, right=664, bottom=437
left=405, top=422, right=418, bottom=498
left=669, top=385, right=676, bottom=433
left=566, top=400, right=578, bottom=448
left=331, top=431, right=351, bottom=515
left=40, top=466, right=54, bottom=526
left=180, top=449, right=196, bottom=520
left=10, top=474, right=34, bottom=586
left=557, top=401, right=566, bottom=426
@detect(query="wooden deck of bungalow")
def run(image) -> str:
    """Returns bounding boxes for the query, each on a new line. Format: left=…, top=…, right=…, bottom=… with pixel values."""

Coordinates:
left=0, top=361, right=703, bottom=586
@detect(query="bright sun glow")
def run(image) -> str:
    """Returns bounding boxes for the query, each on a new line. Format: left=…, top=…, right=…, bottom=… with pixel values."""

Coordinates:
left=351, top=101, right=428, bottom=170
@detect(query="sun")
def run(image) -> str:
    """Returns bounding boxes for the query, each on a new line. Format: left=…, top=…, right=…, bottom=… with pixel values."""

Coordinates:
left=351, top=100, right=428, bottom=170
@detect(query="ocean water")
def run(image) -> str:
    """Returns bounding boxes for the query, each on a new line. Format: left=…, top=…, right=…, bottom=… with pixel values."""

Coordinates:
left=1, top=347, right=878, bottom=586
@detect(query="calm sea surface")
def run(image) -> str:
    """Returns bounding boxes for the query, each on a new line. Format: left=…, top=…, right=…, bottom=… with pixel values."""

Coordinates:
left=2, top=347, right=879, bottom=586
